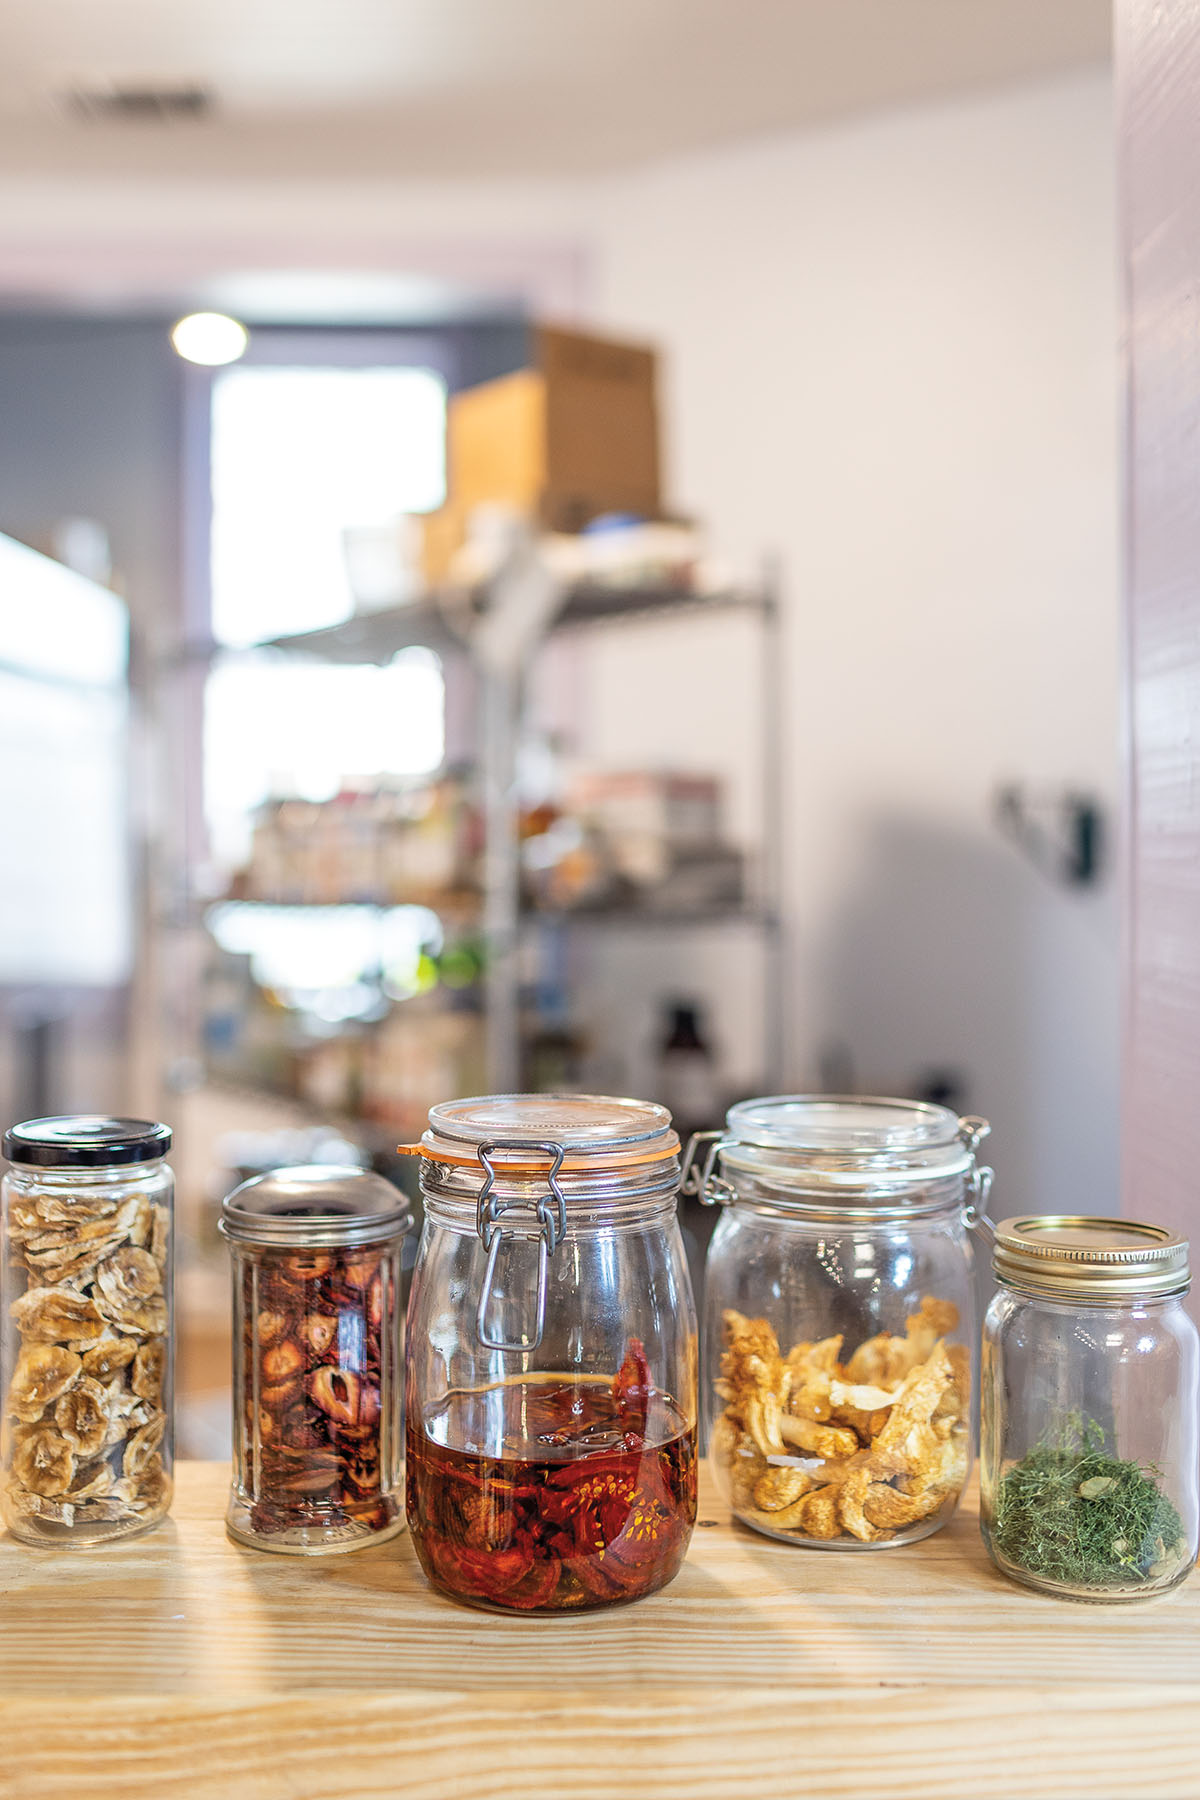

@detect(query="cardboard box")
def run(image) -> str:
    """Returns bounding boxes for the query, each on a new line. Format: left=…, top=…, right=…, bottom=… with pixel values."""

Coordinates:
left=418, top=502, right=468, bottom=585
left=448, top=325, right=661, bottom=532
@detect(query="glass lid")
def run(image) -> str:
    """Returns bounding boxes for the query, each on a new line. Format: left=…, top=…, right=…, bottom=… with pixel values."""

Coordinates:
left=696, top=1094, right=991, bottom=1213
left=725, top=1095, right=966, bottom=1155
left=421, top=1094, right=679, bottom=1168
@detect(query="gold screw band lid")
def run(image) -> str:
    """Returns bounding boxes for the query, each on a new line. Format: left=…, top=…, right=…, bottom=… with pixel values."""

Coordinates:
left=993, top=1215, right=1190, bottom=1300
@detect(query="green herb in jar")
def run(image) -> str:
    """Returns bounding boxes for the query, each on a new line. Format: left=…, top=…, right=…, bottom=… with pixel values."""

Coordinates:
left=992, top=1416, right=1187, bottom=1588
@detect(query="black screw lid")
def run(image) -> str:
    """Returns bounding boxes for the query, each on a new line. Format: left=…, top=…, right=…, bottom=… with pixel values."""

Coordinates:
left=2, top=1116, right=172, bottom=1168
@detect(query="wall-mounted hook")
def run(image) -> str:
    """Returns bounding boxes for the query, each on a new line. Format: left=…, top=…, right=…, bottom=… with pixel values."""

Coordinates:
left=993, top=784, right=1105, bottom=887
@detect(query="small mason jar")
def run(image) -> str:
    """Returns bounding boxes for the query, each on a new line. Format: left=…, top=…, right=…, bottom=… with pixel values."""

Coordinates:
left=689, top=1096, right=992, bottom=1548
left=404, top=1094, right=698, bottom=1613
left=221, top=1164, right=413, bottom=1554
left=1, top=1115, right=174, bottom=1546
left=981, top=1216, right=1199, bottom=1602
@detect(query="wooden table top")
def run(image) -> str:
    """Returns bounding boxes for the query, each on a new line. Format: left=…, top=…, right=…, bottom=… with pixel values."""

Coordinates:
left=0, top=1462, right=1195, bottom=1800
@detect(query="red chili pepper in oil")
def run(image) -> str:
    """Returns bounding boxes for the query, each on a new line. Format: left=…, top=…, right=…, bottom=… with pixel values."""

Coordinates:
left=407, top=1338, right=697, bottom=1612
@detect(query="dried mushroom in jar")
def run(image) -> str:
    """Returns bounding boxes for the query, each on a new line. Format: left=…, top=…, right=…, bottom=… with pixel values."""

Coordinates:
left=711, top=1296, right=971, bottom=1544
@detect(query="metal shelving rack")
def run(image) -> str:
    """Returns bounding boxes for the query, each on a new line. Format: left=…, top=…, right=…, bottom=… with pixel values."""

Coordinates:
left=258, top=563, right=785, bottom=1094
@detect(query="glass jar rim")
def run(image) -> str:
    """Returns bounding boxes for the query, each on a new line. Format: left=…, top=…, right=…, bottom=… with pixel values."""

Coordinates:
left=220, top=1163, right=414, bottom=1248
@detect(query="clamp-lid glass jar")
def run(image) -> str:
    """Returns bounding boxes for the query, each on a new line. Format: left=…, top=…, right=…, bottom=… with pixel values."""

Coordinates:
left=981, top=1215, right=1198, bottom=1602
left=404, top=1093, right=698, bottom=1613
left=221, top=1164, right=413, bottom=1554
left=2, top=1115, right=174, bottom=1546
left=690, top=1095, right=991, bottom=1548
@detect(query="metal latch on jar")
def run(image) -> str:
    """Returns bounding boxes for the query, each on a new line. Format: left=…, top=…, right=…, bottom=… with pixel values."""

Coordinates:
left=957, top=1115, right=997, bottom=1244
left=474, top=1140, right=566, bottom=1353
left=678, top=1130, right=734, bottom=1207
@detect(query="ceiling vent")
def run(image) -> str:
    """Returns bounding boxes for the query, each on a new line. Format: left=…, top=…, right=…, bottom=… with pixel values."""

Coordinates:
left=67, top=82, right=213, bottom=123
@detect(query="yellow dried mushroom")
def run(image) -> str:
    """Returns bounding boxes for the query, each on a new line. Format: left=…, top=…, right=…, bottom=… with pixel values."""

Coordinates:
left=713, top=1298, right=970, bottom=1544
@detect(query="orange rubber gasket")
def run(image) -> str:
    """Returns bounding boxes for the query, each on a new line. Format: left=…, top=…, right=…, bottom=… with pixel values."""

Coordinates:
left=396, top=1141, right=679, bottom=1174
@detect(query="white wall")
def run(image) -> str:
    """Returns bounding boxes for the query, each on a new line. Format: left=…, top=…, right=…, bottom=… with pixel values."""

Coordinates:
left=580, top=72, right=1119, bottom=1212
left=0, top=70, right=1119, bottom=1211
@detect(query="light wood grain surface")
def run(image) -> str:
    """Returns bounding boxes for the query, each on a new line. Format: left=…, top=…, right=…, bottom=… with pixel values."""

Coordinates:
left=0, top=1462, right=1195, bottom=1799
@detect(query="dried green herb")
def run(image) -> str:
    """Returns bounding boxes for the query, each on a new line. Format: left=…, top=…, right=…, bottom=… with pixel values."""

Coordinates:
left=992, top=1415, right=1187, bottom=1589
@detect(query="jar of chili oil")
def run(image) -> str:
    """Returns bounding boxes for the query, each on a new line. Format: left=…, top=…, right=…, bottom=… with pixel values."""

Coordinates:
left=403, top=1094, right=699, bottom=1613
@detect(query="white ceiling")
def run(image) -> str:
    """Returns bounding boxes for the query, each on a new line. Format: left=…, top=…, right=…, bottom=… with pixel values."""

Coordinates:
left=0, top=0, right=1111, bottom=179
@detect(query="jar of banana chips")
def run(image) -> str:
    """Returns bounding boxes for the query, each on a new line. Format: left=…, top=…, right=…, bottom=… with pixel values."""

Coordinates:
left=685, top=1096, right=992, bottom=1549
left=1, top=1116, right=173, bottom=1545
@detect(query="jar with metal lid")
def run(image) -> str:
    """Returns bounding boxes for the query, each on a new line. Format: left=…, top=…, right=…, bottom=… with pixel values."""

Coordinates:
left=1, top=1115, right=174, bottom=1545
left=687, top=1095, right=992, bottom=1548
left=403, top=1093, right=698, bottom=1612
left=221, top=1164, right=413, bottom=1554
left=980, top=1215, right=1198, bottom=1602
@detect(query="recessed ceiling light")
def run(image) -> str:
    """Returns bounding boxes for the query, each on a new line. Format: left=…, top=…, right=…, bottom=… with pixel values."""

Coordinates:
left=170, top=313, right=249, bottom=367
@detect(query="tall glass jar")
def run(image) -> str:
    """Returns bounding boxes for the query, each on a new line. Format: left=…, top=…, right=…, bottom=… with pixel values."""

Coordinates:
left=690, top=1096, right=991, bottom=1548
left=981, top=1215, right=1199, bottom=1602
left=221, top=1164, right=413, bottom=1555
left=404, top=1094, right=698, bottom=1613
left=1, top=1115, right=174, bottom=1546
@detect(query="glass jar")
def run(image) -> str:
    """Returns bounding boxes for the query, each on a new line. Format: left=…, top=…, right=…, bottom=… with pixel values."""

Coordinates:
left=221, top=1164, right=413, bottom=1555
left=1, top=1115, right=174, bottom=1546
left=404, top=1094, right=698, bottom=1613
left=690, top=1095, right=991, bottom=1549
left=981, top=1215, right=1199, bottom=1602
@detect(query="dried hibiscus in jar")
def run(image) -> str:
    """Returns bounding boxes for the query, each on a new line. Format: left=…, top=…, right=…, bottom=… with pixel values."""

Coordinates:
left=220, top=1165, right=413, bottom=1555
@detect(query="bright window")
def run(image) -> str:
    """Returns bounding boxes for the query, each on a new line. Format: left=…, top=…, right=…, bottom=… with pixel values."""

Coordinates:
left=204, top=360, right=448, bottom=875
left=204, top=648, right=445, bottom=872
left=210, top=364, right=446, bottom=648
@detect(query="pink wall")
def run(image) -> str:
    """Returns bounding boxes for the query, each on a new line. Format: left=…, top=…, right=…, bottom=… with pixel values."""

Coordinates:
left=1119, top=0, right=1200, bottom=1303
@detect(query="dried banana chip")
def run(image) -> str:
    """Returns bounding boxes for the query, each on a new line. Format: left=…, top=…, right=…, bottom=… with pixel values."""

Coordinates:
left=68, top=1460, right=116, bottom=1501
left=21, top=1200, right=141, bottom=1253
left=7, top=1343, right=82, bottom=1421
left=5, top=1486, right=75, bottom=1527
left=80, top=1333, right=139, bottom=1381
left=12, top=1424, right=76, bottom=1496
left=123, top=1410, right=166, bottom=1479
left=100, top=1382, right=151, bottom=1448
left=95, top=1291, right=167, bottom=1337
left=129, top=1197, right=153, bottom=1249
left=4, top=1200, right=47, bottom=1240
left=32, top=1193, right=123, bottom=1226
left=23, top=1244, right=112, bottom=1287
left=96, top=1247, right=162, bottom=1306
left=131, top=1340, right=166, bottom=1403
left=9, top=1286, right=106, bottom=1344
left=126, top=1452, right=170, bottom=1514
left=150, top=1205, right=169, bottom=1268
left=75, top=1496, right=134, bottom=1522
left=7, top=1193, right=121, bottom=1236
left=54, top=1375, right=111, bottom=1456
